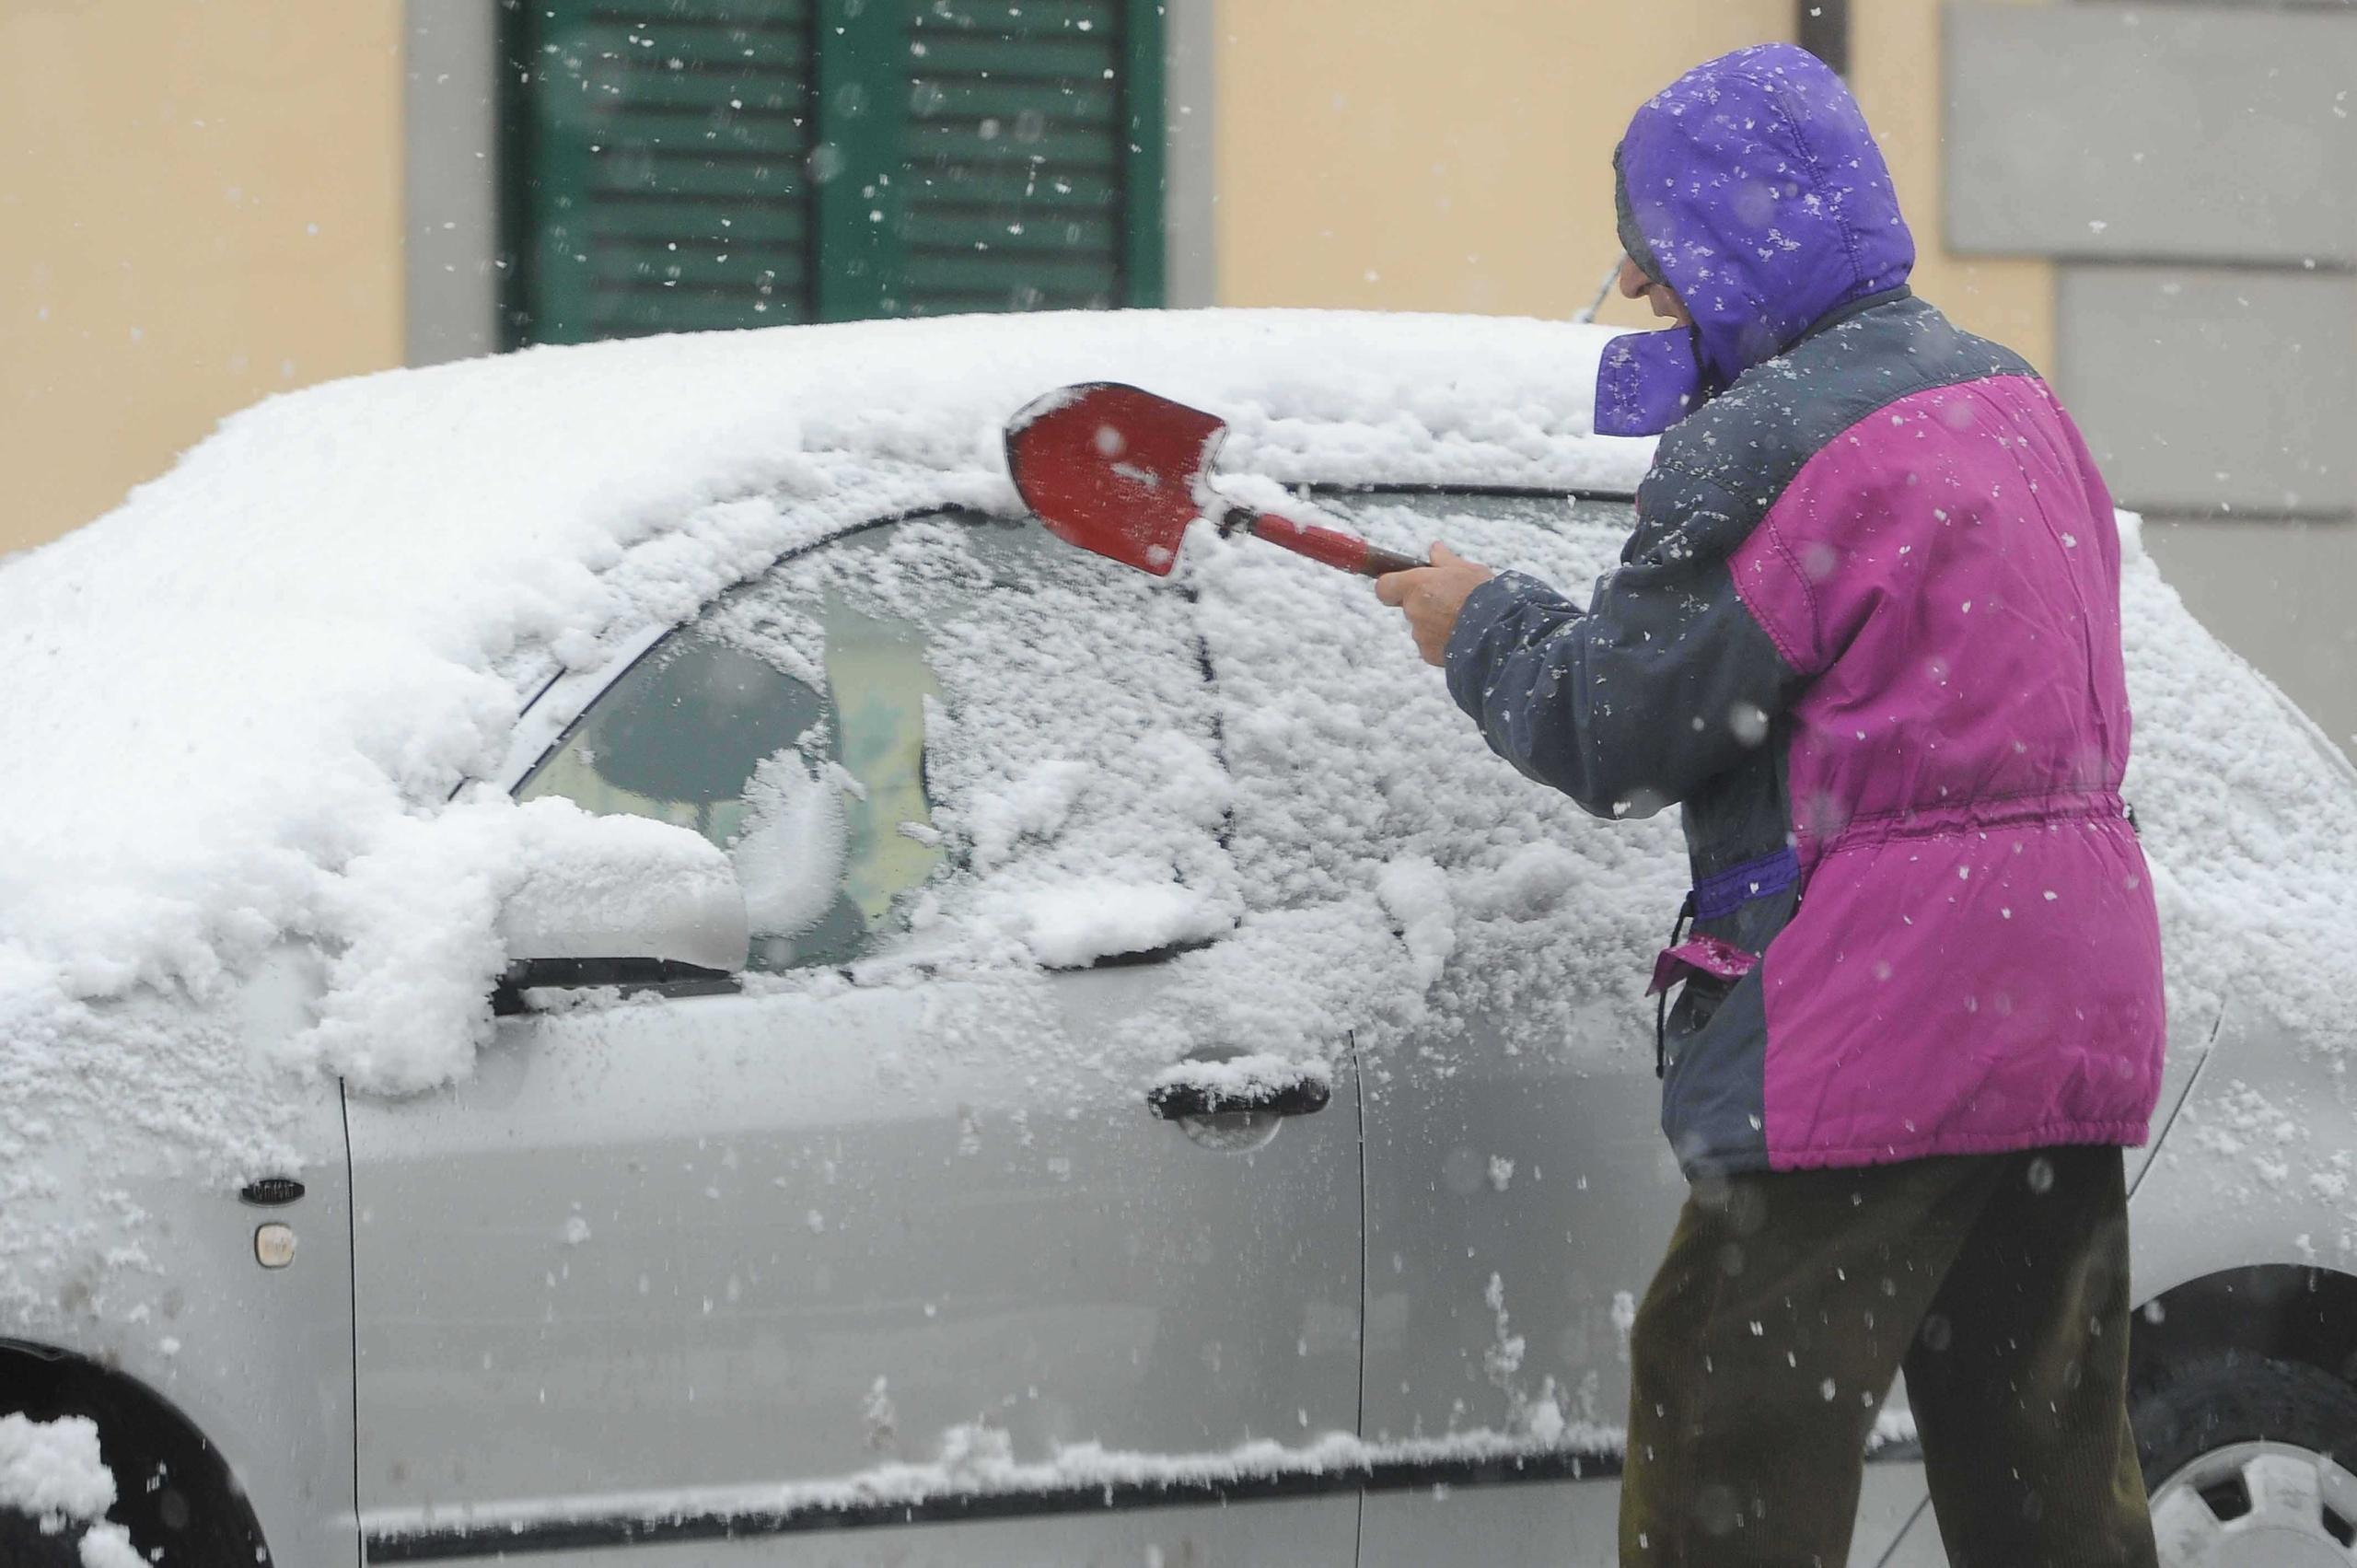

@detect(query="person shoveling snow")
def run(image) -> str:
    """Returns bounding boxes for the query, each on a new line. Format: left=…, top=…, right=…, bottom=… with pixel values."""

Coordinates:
left=1378, top=43, right=2165, bottom=1567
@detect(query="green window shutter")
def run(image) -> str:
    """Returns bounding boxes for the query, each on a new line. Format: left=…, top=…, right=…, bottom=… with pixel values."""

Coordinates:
left=897, top=0, right=1162, bottom=316
left=504, top=0, right=1165, bottom=345
left=505, top=2, right=820, bottom=344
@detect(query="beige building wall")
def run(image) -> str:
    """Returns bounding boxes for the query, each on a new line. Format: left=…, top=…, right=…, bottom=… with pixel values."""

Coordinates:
left=1849, top=0, right=2053, bottom=375
left=1213, top=0, right=2056, bottom=362
left=0, top=1, right=405, bottom=555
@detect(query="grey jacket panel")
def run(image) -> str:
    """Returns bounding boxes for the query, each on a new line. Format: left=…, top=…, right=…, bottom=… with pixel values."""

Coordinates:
left=1662, top=963, right=1773, bottom=1177
left=1442, top=513, right=1805, bottom=823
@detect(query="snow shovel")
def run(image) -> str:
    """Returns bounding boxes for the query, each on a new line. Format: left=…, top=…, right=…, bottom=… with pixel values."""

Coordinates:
left=1004, top=382, right=1429, bottom=579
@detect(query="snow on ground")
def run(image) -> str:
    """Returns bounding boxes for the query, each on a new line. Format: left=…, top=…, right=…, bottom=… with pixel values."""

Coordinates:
left=0, top=1413, right=138, bottom=1565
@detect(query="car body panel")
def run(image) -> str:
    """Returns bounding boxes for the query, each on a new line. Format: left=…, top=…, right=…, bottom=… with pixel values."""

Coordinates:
left=3, top=993, right=356, bottom=1567
left=349, top=909, right=1363, bottom=1558
left=1355, top=1462, right=1931, bottom=1568
left=1355, top=990, right=1965, bottom=1567
left=2122, top=993, right=2357, bottom=1305
left=1354, top=997, right=1666, bottom=1564
left=1359, top=996, right=1685, bottom=1445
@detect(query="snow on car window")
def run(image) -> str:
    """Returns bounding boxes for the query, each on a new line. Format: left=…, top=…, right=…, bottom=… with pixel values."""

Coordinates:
left=526, top=516, right=1238, bottom=974
left=518, top=579, right=947, bottom=971
left=1136, top=490, right=1686, bottom=1071
left=1167, top=492, right=2357, bottom=1073
left=577, top=482, right=2357, bottom=1095
left=772, top=518, right=1238, bottom=973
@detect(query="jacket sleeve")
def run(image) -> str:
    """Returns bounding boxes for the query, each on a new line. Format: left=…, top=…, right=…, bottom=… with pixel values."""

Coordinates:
left=1442, top=472, right=1805, bottom=819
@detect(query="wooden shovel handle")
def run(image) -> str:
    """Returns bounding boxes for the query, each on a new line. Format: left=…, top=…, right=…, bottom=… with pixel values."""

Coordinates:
left=1247, top=510, right=1428, bottom=578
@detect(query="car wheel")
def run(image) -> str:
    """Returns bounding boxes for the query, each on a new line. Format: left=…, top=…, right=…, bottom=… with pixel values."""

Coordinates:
left=2136, top=1355, right=2357, bottom=1566
left=0, top=1507, right=83, bottom=1566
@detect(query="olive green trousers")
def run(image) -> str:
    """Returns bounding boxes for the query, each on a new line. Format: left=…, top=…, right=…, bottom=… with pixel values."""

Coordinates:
left=1620, top=1145, right=2158, bottom=1567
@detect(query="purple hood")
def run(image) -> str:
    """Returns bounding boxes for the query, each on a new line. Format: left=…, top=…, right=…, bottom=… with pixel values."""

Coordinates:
left=1596, top=43, right=1915, bottom=437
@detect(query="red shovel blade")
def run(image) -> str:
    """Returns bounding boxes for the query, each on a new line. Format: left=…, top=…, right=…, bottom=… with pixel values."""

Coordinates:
left=1004, top=382, right=1226, bottom=577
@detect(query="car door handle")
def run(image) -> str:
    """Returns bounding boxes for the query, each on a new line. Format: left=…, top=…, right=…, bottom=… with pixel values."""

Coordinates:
left=1146, top=1059, right=1332, bottom=1120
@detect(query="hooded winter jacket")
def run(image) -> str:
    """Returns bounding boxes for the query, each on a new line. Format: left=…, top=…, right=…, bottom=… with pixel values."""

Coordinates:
left=1445, top=44, right=2166, bottom=1178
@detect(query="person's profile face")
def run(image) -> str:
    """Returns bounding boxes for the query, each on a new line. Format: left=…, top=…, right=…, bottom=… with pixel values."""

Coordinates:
left=1617, top=253, right=1692, bottom=326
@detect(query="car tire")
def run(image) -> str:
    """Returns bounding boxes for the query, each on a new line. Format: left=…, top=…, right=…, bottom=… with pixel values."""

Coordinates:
left=2134, top=1354, right=2357, bottom=1565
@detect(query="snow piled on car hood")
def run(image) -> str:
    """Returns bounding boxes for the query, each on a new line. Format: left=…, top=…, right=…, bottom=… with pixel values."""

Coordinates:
left=0, top=308, right=1640, bottom=1317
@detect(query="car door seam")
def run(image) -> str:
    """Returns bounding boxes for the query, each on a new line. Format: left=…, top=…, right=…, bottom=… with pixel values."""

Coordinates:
left=2130, top=1002, right=2226, bottom=1202
left=1352, top=1032, right=1369, bottom=1568
left=341, top=1075, right=364, bottom=1567
left=1869, top=1494, right=1935, bottom=1568
left=1352, top=1031, right=1369, bottom=1448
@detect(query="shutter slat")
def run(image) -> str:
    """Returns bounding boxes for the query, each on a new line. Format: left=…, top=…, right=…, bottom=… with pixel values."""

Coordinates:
left=907, top=34, right=1110, bottom=78
left=584, top=0, right=813, bottom=22
left=900, top=209, right=1115, bottom=250
left=591, top=156, right=809, bottom=198
left=903, top=287, right=1113, bottom=314
left=905, top=167, right=1119, bottom=205
left=593, top=293, right=812, bottom=331
left=909, top=77, right=1115, bottom=123
left=552, top=20, right=812, bottom=71
left=588, top=202, right=810, bottom=242
left=906, top=122, right=1119, bottom=168
left=556, top=18, right=815, bottom=64
left=904, top=252, right=1117, bottom=292
left=592, top=244, right=810, bottom=287
left=586, top=110, right=815, bottom=156
left=593, top=70, right=807, bottom=112
left=911, top=0, right=1117, bottom=36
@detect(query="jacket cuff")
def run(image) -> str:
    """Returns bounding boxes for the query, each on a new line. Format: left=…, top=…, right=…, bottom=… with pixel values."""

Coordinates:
left=1443, top=571, right=1536, bottom=714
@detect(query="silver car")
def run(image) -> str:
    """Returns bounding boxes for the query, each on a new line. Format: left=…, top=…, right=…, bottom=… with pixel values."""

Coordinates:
left=5, top=310, right=2353, bottom=1568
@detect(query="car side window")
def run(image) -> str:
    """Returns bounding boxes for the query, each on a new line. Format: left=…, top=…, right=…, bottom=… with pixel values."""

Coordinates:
left=517, top=511, right=1235, bottom=974
left=518, top=537, right=946, bottom=972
